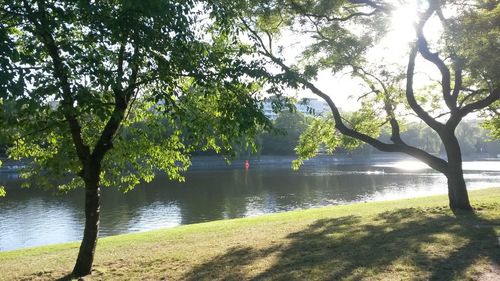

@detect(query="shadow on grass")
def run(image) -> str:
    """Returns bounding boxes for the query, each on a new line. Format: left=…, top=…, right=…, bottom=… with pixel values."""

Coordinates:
left=184, top=207, right=500, bottom=281
left=55, top=273, right=74, bottom=281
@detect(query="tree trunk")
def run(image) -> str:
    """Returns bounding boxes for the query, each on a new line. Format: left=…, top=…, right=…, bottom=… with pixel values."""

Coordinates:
left=72, top=163, right=101, bottom=277
left=442, top=132, right=473, bottom=212
left=445, top=166, right=472, bottom=212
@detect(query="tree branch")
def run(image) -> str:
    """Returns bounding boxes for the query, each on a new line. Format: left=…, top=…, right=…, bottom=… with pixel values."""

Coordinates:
left=452, top=64, right=462, bottom=99
left=458, top=88, right=487, bottom=108
left=353, top=67, right=405, bottom=144
left=458, top=88, right=500, bottom=119
left=252, top=34, right=448, bottom=173
left=115, top=37, right=127, bottom=92
left=415, top=4, right=456, bottom=112
left=406, top=47, right=444, bottom=132
left=92, top=40, right=141, bottom=161
left=27, top=0, right=90, bottom=163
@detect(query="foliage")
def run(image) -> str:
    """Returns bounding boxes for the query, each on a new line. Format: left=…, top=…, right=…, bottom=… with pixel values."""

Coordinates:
left=1, top=0, right=271, bottom=193
left=292, top=117, right=340, bottom=169
left=483, top=115, right=500, bottom=140
left=482, top=101, right=500, bottom=140
left=293, top=103, right=383, bottom=169
left=444, top=0, right=500, bottom=88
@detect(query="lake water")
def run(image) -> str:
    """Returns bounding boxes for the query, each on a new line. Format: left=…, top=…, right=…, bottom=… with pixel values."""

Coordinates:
left=1, top=156, right=499, bottom=251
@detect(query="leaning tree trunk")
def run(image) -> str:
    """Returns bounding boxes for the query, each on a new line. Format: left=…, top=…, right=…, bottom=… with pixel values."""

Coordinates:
left=442, top=132, right=473, bottom=212
left=72, top=161, right=102, bottom=277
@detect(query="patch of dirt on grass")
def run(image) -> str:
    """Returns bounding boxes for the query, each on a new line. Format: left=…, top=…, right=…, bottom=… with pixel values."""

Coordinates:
left=478, top=263, right=500, bottom=281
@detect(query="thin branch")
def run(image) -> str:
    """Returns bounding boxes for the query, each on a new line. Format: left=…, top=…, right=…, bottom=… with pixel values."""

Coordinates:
left=349, top=0, right=389, bottom=11
left=341, top=116, right=355, bottom=128
left=458, top=89, right=486, bottom=108
left=459, top=88, right=500, bottom=118
left=111, top=88, right=139, bottom=143
left=432, top=111, right=452, bottom=120
left=241, top=18, right=272, bottom=55
left=356, top=90, right=375, bottom=101
left=299, top=10, right=378, bottom=22
left=451, top=63, right=462, bottom=105
left=115, top=38, right=127, bottom=92
left=125, top=40, right=140, bottom=97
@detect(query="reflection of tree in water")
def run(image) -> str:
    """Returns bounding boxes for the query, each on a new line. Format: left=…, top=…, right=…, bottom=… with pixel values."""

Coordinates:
left=2, top=161, right=500, bottom=250
left=0, top=187, right=84, bottom=250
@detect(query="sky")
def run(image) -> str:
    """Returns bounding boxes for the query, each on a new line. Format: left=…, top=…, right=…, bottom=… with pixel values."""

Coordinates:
left=274, top=1, right=445, bottom=112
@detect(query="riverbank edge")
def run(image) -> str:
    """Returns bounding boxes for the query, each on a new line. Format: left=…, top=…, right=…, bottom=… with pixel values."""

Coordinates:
left=1, top=187, right=499, bottom=280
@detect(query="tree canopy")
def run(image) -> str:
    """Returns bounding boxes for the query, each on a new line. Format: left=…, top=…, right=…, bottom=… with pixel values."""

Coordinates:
left=1, top=0, right=270, bottom=193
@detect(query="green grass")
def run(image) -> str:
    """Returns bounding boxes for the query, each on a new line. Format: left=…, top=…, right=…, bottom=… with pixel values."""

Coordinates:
left=1, top=188, right=500, bottom=280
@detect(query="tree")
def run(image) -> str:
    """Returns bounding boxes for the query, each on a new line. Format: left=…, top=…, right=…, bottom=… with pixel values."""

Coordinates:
left=1, top=0, right=269, bottom=277
left=240, top=0, right=499, bottom=212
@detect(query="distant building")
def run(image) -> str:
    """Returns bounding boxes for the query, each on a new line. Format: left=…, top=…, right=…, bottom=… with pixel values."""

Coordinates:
left=262, top=97, right=329, bottom=120
left=296, top=98, right=329, bottom=117
left=262, top=99, right=279, bottom=120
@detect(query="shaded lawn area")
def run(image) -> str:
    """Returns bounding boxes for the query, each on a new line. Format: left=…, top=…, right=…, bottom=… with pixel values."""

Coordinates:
left=1, top=188, right=499, bottom=281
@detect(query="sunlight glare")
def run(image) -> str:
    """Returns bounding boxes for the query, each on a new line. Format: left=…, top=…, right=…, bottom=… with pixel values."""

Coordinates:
left=387, top=1, right=443, bottom=47
left=389, top=2, right=419, bottom=45
left=393, top=161, right=430, bottom=171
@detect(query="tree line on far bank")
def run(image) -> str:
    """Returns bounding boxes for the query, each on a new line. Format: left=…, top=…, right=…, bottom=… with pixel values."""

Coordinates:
left=2, top=110, right=499, bottom=158
left=228, top=110, right=500, bottom=157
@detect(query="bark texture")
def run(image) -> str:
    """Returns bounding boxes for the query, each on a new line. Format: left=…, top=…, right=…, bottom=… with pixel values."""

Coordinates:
left=442, top=133, right=472, bottom=211
left=72, top=162, right=102, bottom=276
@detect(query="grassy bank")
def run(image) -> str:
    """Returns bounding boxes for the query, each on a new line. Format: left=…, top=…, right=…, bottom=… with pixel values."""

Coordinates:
left=1, top=188, right=500, bottom=281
